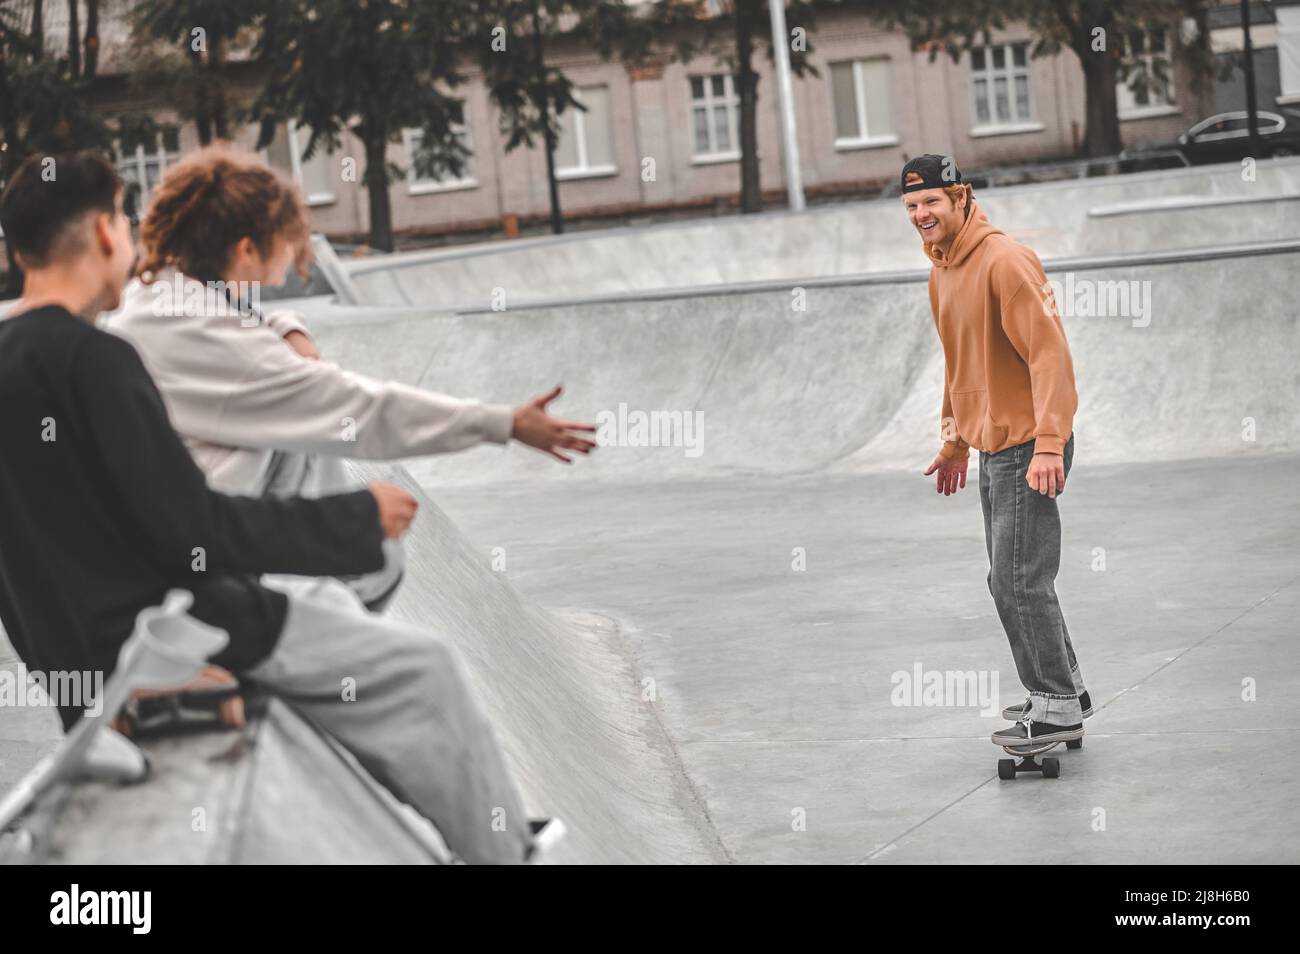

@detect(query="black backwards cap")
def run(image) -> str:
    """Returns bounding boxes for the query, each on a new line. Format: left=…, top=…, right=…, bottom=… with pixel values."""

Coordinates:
left=900, top=154, right=963, bottom=193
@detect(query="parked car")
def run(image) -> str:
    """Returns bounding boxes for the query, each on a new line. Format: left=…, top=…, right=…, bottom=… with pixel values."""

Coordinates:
left=1125, top=109, right=1300, bottom=166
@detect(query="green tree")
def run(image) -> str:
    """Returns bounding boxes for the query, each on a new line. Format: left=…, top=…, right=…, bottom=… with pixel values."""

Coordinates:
left=0, top=0, right=113, bottom=294
left=470, top=0, right=654, bottom=234
left=869, top=0, right=1219, bottom=158
left=250, top=0, right=476, bottom=252
left=665, top=0, right=817, bottom=214
left=128, top=0, right=264, bottom=146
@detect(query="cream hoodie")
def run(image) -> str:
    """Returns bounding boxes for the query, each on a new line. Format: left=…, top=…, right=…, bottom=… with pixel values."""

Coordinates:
left=926, top=195, right=1077, bottom=459
left=103, top=269, right=513, bottom=494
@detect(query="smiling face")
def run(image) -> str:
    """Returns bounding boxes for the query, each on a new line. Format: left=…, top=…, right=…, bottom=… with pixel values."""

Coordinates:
left=901, top=174, right=968, bottom=252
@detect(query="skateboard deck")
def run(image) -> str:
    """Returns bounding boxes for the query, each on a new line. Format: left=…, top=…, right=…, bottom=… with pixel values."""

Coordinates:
left=997, top=738, right=1083, bottom=779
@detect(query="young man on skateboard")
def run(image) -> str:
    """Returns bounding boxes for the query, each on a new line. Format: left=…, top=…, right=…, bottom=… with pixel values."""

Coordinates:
left=0, top=151, right=549, bottom=862
left=905, top=154, right=1094, bottom=750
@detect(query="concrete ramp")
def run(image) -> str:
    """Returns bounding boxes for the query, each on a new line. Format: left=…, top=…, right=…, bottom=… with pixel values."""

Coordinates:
left=309, top=241, right=1300, bottom=488
left=839, top=243, right=1300, bottom=471
left=351, top=465, right=721, bottom=864
left=346, top=159, right=1300, bottom=310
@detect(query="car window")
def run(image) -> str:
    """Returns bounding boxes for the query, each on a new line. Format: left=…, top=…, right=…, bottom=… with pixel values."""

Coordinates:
left=1197, top=117, right=1251, bottom=139
left=1190, top=112, right=1284, bottom=141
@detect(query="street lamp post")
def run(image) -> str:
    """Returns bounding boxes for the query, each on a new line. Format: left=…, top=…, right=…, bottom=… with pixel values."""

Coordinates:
left=768, top=0, right=805, bottom=212
left=1241, top=0, right=1261, bottom=158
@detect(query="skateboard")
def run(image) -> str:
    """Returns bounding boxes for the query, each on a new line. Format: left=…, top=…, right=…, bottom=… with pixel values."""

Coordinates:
left=111, top=665, right=249, bottom=739
left=997, top=738, right=1083, bottom=780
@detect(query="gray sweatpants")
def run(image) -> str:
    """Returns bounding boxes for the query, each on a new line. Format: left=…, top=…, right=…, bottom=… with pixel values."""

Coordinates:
left=249, top=575, right=534, bottom=864
left=253, top=452, right=531, bottom=862
left=262, top=451, right=405, bottom=610
left=979, top=434, right=1087, bottom=725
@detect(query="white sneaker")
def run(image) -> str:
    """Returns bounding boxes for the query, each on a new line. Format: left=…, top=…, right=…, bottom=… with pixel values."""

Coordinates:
left=526, top=818, right=567, bottom=861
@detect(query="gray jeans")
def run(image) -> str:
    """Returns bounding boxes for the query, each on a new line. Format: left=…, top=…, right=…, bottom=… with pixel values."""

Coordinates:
left=250, top=576, right=534, bottom=864
left=979, top=434, right=1086, bottom=725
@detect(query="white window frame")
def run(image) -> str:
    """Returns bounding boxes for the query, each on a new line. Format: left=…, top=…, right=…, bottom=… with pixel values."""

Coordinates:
left=1117, top=28, right=1179, bottom=120
left=555, top=86, right=618, bottom=181
left=689, top=73, right=741, bottom=163
left=1276, top=5, right=1300, bottom=104
left=115, top=131, right=181, bottom=205
left=969, top=42, right=1042, bottom=136
left=403, top=124, right=478, bottom=195
left=830, top=58, right=899, bottom=151
left=281, top=120, right=336, bottom=207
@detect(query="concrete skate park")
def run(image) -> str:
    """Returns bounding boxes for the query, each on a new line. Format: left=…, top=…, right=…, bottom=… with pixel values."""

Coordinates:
left=3, top=161, right=1298, bottom=864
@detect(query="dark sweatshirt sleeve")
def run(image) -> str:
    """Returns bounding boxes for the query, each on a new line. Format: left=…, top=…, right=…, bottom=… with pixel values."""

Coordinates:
left=71, top=330, right=385, bottom=578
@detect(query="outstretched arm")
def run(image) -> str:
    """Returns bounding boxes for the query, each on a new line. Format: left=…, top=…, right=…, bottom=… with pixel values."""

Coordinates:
left=163, top=322, right=596, bottom=463
left=72, top=332, right=388, bottom=579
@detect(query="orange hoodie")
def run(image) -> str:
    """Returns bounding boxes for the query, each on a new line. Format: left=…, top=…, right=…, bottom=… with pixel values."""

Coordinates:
left=926, top=193, right=1077, bottom=459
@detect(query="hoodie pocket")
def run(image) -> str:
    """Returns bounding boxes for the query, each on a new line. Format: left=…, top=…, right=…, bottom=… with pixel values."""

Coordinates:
left=949, top=388, right=1008, bottom=451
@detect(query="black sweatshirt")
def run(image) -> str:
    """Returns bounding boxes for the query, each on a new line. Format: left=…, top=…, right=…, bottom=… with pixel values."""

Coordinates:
left=0, top=306, right=385, bottom=729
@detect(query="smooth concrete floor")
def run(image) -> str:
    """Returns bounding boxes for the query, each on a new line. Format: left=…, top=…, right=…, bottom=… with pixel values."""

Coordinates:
left=431, top=452, right=1300, bottom=864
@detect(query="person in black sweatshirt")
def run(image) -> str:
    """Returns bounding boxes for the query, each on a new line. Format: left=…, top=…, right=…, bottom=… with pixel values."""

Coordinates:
left=0, top=151, right=538, bottom=863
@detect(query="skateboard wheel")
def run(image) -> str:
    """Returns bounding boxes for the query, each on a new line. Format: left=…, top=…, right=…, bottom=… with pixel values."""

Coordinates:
left=997, top=758, right=1016, bottom=780
left=1066, top=739, right=1083, bottom=751
left=1043, top=757, right=1061, bottom=778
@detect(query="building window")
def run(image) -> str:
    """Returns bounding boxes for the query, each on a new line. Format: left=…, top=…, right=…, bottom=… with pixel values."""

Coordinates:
left=830, top=58, right=896, bottom=147
left=690, top=74, right=740, bottom=160
left=265, top=120, right=336, bottom=206
left=403, top=115, right=475, bottom=194
left=1117, top=28, right=1176, bottom=116
left=555, top=85, right=616, bottom=179
left=1275, top=6, right=1300, bottom=103
left=970, top=43, right=1033, bottom=128
left=116, top=127, right=181, bottom=218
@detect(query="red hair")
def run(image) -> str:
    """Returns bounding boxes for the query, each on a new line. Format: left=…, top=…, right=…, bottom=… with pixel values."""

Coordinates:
left=138, top=143, right=311, bottom=283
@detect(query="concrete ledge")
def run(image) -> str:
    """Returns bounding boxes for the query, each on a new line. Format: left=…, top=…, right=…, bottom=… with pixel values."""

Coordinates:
left=1089, top=192, right=1300, bottom=217
left=2, top=699, right=447, bottom=864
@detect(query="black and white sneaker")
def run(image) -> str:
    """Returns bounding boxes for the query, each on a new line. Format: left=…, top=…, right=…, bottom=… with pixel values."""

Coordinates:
left=992, top=718, right=1083, bottom=749
left=1001, top=690, right=1094, bottom=722
left=525, top=817, right=567, bottom=862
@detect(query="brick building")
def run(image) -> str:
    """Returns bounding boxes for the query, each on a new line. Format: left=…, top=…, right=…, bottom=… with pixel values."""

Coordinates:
left=6, top=1, right=1300, bottom=249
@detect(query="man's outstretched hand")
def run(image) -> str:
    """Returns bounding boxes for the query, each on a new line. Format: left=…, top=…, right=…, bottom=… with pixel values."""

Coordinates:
left=368, top=481, right=418, bottom=538
left=924, top=451, right=968, bottom=496
left=512, top=386, right=597, bottom=463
